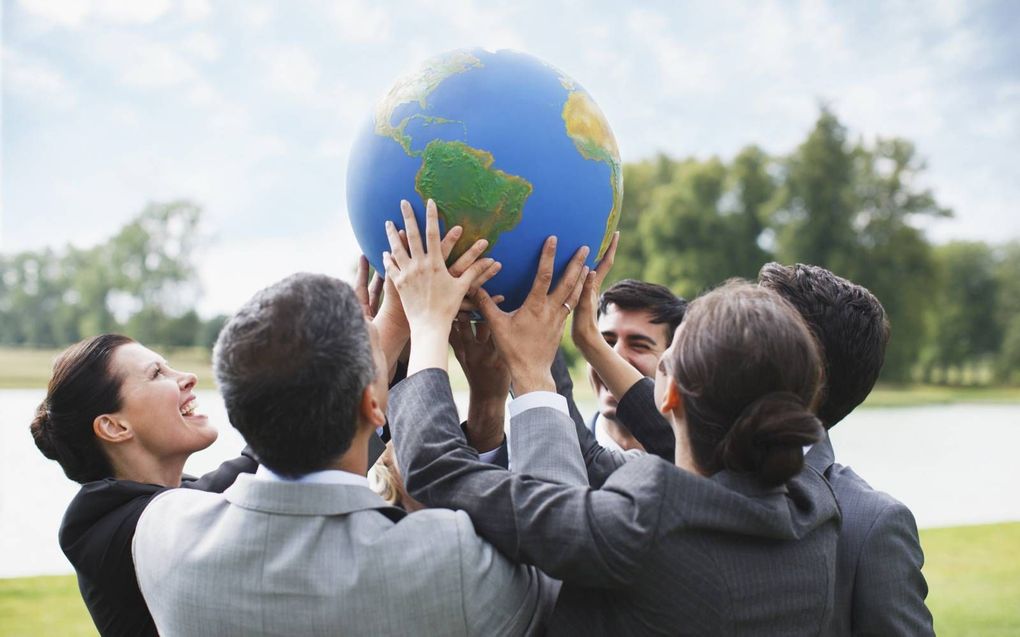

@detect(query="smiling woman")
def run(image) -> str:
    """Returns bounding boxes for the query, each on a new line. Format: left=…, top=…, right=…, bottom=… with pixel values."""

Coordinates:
left=28, top=334, right=258, bottom=637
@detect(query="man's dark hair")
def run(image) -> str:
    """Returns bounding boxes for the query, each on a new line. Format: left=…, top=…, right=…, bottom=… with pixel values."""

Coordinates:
left=758, top=263, right=891, bottom=428
left=598, top=279, right=688, bottom=339
left=214, top=273, right=376, bottom=477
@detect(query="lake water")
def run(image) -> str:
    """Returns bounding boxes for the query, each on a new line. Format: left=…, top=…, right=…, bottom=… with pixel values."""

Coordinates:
left=1, top=388, right=1018, bottom=578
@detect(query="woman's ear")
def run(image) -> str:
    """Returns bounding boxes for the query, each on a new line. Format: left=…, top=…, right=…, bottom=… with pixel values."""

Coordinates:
left=93, top=415, right=132, bottom=444
left=658, top=377, right=684, bottom=419
left=359, top=385, right=387, bottom=428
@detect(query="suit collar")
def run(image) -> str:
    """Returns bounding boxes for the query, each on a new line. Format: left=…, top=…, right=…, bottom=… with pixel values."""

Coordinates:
left=804, top=431, right=836, bottom=474
left=225, top=473, right=405, bottom=519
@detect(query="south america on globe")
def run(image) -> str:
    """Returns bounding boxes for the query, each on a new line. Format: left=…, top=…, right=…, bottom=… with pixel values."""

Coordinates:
left=346, top=48, right=623, bottom=310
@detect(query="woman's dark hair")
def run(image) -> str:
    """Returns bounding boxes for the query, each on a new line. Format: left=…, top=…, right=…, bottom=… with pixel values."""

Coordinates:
left=664, top=281, right=824, bottom=487
left=29, top=334, right=134, bottom=483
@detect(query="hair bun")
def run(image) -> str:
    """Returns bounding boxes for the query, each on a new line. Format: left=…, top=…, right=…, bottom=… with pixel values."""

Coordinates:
left=30, top=401, right=60, bottom=461
left=716, top=391, right=823, bottom=487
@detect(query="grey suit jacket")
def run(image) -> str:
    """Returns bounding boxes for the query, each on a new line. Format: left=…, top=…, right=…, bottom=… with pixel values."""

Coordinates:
left=806, top=435, right=934, bottom=636
left=133, top=471, right=557, bottom=636
left=392, top=369, right=842, bottom=636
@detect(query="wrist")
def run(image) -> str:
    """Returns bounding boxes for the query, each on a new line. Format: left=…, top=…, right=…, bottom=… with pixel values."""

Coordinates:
left=511, top=369, right=556, bottom=395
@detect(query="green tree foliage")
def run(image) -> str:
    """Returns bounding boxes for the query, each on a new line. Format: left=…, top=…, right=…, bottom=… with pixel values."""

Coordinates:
left=924, top=242, right=1001, bottom=382
left=612, top=107, right=1019, bottom=384
left=0, top=201, right=219, bottom=348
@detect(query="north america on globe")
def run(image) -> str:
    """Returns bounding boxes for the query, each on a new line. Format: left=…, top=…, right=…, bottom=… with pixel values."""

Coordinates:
left=347, top=48, right=623, bottom=309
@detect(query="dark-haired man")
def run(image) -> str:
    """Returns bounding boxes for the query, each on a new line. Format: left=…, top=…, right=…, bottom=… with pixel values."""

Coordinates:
left=131, top=262, right=563, bottom=634
left=757, top=262, right=933, bottom=636
left=554, top=279, right=685, bottom=466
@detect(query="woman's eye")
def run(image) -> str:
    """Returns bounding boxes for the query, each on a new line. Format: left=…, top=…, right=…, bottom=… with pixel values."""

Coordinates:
left=151, top=365, right=162, bottom=379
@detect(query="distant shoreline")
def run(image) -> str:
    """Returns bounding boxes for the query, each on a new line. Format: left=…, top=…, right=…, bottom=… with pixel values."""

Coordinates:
left=3, top=346, right=1019, bottom=407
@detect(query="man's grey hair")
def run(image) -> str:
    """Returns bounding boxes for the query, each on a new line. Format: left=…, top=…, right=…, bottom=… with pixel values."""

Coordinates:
left=213, top=273, right=376, bottom=477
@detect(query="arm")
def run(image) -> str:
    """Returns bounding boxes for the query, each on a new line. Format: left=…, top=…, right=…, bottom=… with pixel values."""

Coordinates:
left=850, top=502, right=934, bottom=636
left=614, top=378, right=676, bottom=461
left=550, top=348, right=629, bottom=487
left=183, top=447, right=259, bottom=493
left=454, top=511, right=560, bottom=636
left=390, top=368, right=660, bottom=588
left=450, top=316, right=510, bottom=455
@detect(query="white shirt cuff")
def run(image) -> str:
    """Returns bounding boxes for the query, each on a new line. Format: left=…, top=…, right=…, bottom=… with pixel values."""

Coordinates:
left=508, top=391, right=569, bottom=418
left=477, top=447, right=503, bottom=464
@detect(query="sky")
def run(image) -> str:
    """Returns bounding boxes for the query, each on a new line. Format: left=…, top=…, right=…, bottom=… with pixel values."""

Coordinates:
left=2, top=0, right=1018, bottom=316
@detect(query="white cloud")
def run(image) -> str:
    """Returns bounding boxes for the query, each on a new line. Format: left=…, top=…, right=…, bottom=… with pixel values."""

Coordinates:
left=329, top=0, right=392, bottom=44
left=238, top=2, right=272, bottom=29
left=116, top=38, right=197, bottom=87
left=178, top=0, right=211, bottom=22
left=17, top=0, right=171, bottom=27
left=183, top=32, right=221, bottom=62
left=16, top=0, right=91, bottom=28
left=94, top=0, right=170, bottom=24
left=1, top=47, right=78, bottom=108
left=626, top=8, right=720, bottom=97
left=262, top=45, right=321, bottom=99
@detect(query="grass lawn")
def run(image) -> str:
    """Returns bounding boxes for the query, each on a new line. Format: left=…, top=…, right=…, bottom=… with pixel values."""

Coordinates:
left=0, top=522, right=1016, bottom=635
left=922, top=522, right=1020, bottom=636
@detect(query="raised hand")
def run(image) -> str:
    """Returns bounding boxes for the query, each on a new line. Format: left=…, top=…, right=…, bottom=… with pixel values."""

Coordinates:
left=384, top=199, right=499, bottom=375
left=570, top=231, right=643, bottom=402
left=474, top=236, right=590, bottom=395
left=572, top=231, right=619, bottom=352
left=450, top=316, right=510, bottom=452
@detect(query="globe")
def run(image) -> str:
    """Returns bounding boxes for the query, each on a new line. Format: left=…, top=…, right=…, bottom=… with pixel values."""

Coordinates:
left=346, top=48, right=622, bottom=310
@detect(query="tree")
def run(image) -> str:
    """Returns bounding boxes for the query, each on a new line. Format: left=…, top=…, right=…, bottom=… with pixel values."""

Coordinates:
left=923, top=242, right=1000, bottom=383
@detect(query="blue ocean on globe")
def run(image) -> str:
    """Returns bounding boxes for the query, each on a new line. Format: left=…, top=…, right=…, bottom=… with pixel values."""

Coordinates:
left=346, top=48, right=622, bottom=310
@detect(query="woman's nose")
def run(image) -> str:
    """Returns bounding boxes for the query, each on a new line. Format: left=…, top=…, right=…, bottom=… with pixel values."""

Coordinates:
left=178, top=371, right=198, bottom=391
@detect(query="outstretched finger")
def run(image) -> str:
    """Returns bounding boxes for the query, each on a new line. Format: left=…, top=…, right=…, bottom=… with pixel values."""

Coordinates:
left=354, top=255, right=370, bottom=306
left=473, top=287, right=508, bottom=325
left=440, top=225, right=464, bottom=261
left=368, top=271, right=384, bottom=315
left=382, top=251, right=400, bottom=280
left=552, top=245, right=591, bottom=304
left=594, top=231, right=619, bottom=289
left=384, top=220, right=409, bottom=268
left=525, top=236, right=557, bottom=303
left=467, top=260, right=502, bottom=296
left=460, top=293, right=504, bottom=313
left=564, top=266, right=590, bottom=314
left=399, top=200, right=425, bottom=259
left=449, top=238, right=489, bottom=277
left=424, top=199, right=442, bottom=258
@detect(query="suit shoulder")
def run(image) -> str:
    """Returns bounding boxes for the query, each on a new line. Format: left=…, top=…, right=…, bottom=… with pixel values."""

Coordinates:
left=828, top=463, right=914, bottom=523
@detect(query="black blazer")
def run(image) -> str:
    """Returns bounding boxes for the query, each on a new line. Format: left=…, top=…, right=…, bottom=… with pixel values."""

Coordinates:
left=58, top=450, right=258, bottom=637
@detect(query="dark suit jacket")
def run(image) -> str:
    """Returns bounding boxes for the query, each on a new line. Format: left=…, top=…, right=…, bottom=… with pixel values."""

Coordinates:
left=805, top=435, right=933, bottom=636
left=58, top=450, right=258, bottom=637
left=601, top=373, right=934, bottom=636
left=391, top=369, right=842, bottom=636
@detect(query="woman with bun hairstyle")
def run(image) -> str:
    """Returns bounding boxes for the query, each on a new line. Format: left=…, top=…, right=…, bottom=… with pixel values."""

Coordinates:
left=385, top=211, right=842, bottom=634
left=30, top=334, right=257, bottom=637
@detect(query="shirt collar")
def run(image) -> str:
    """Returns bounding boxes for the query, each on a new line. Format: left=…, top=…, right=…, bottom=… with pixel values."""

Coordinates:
left=254, top=465, right=370, bottom=488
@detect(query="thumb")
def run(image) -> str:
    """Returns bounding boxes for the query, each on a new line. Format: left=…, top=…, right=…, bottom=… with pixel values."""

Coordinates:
left=473, top=287, right=503, bottom=324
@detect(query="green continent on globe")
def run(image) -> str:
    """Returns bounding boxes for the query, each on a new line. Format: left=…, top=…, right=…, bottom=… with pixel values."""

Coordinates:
left=375, top=51, right=483, bottom=155
left=562, top=90, right=623, bottom=259
left=415, top=140, right=533, bottom=260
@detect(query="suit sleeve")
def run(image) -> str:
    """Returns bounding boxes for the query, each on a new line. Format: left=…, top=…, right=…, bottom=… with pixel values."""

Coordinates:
left=614, top=378, right=676, bottom=461
left=850, top=502, right=934, bottom=636
left=391, top=368, right=662, bottom=589
left=551, top=349, right=630, bottom=487
left=454, top=511, right=560, bottom=636
left=183, top=447, right=259, bottom=493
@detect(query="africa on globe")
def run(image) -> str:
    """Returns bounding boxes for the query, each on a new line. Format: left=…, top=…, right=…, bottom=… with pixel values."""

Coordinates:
left=346, top=48, right=623, bottom=310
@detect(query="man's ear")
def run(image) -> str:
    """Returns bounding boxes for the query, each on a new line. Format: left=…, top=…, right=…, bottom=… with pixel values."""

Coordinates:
left=359, top=385, right=386, bottom=428
left=93, top=415, right=132, bottom=444
left=658, top=377, right=684, bottom=419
